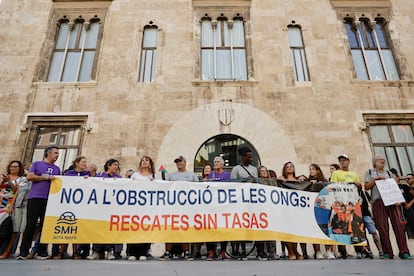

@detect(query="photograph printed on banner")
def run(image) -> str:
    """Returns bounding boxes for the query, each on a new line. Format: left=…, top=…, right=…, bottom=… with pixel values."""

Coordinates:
left=314, top=183, right=366, bottom=245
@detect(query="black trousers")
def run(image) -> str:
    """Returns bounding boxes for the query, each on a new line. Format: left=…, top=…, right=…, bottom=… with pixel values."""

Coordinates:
left=19, top=198, right=48, bottom=256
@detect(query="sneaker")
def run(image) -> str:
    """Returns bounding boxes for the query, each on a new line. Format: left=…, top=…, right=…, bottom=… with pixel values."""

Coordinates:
left=107, top=252, right=115, bottom=260
left=379, top=252, right=384, bottom=259
left=128, top=256, right=136, bottom=261
left=280, top=251, right=286, bottom=259
left=36, top=253, right=50, bottom=260
left=315, top=251, right=324, bottom=260
left=114, top=253, right=122, bottom=260
left=87, top=252, right=100, bottom=260
left=16, top=255, right=27, bottom=260
left=27, top=252, right=35, bottom=259
left=382, top=253, right=392, bottom=259
left=356, top=252, right=362, bottom=259
left=239, top=251, right=247, bottom=261
left=221, top=251, right=230, bottom=261
left=159, top=251, right=172, bottom=260
left=184, top=251, right=194, bottom=261
left=139, top=256, right=147, bottom=261
left=207, top=250, right=215, bottom=261
left=268, top=254, right=280, bottom=260
left=362, top=250, right=374, bottom=259
left=257, top=253, right=268, bottom=261
left=401, top=253, right=412, bottom=260
left=326, top=250, right=336, bottom=260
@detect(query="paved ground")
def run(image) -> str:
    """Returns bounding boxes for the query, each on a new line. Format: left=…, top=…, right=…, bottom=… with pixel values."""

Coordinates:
left=2, top=257, right=413, bottom=276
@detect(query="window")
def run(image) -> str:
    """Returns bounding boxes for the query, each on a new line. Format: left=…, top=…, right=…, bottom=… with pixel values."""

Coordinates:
left=288, top=25, right=310, bottom=82
left=344, top=18, right=399, bottom=80
left=21, top=116, right=88, bottom=171
left=365, top=114, right=414, bottom=176
left=139, top=25, right=158, bottom=82
left=40, top=2, right=111, bottom=83
left=47, top=17, right=101, bottom=82
left=201, top=16, right=248, bottom=81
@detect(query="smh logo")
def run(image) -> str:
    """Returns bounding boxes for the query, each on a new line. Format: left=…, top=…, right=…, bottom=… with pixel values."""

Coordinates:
left=54, top=211, right=78, bottom=234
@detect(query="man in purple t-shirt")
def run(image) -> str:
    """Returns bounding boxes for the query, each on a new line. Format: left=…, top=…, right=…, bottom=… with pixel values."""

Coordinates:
left=16, top=146, right=60, bottom=260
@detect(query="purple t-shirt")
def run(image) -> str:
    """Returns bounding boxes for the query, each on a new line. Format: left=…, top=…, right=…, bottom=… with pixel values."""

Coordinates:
left=64, top=169, right=90, bottom=177
left=28, top=161, right=61, bottom=199
left=96, top=172, right=122, bottom=178
left=207, top=170, right=231, bottom=181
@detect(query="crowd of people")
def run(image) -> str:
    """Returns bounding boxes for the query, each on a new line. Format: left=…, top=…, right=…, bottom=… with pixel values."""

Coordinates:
left=1, top=145, right=414, bottom=261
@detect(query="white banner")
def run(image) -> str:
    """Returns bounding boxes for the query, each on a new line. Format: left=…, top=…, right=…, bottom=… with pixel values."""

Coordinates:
left=41, top=176, right=362, bottom=245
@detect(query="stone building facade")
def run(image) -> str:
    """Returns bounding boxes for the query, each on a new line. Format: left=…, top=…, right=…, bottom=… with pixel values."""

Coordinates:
left=0, top=0, right=413, bottom=179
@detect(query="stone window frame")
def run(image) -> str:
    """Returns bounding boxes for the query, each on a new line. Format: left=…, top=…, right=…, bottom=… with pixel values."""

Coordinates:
left=343, top=15, right=399, bottom=81
left=138, top=23, right=159, bottom=83
left=363, top=113, right=414, bottom=176
left=287, top=23, right=311, bottom=82
left=34, top=2, right=110, bottom=84
left=20, top=115, right=89, bottom=170
left=330, top=0, right=408, bottom=82
left=192, top=0, right=256, bottom=86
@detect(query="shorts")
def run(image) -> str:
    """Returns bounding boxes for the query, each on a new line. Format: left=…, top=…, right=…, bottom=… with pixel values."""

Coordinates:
left=363, top=215, right=377, bottom=234
left=12, top=201, right=28, bottom=232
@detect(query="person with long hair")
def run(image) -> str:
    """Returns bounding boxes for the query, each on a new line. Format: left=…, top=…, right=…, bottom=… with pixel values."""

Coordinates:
left=54, top=156, right=90, bottom=260
left=0, top=161, right=21, bottom=258
left=87, top=159, right=122, bottom=260
left=278, top=162, right=304, bottom=260
left=308, top=164, right=335, bottom=259
left=128, top=156, right=156, bottom=261
left=257, top=165, right=278, bottom=260
left=201, top=163, right=213, bottom=181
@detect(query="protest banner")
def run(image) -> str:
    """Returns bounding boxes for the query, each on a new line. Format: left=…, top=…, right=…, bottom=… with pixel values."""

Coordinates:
left=375, top=178, right=406, bottom=206
left=41, top=176, right=361, bottom=245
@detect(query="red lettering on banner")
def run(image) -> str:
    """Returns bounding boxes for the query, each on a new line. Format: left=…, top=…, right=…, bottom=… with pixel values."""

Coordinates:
left=151, top=215, right=161, bottom=231
left=181, top=214, right=189, bottom=230
left=171, top=214, right=180, bottom=230
left=242, top=212, right=251, bottom=228
left=108, top=214, right=191, bottom=232
left=194, top=214, right=202, bottom=230
left=220, top=212, right=269, bottom=229
left=194, top=214, right=218, bottom=230
left=121, top=215, right=130, bottom=231
left=232, top=213, right=242, bottom=228
left=222, top=213, right=231, bottom=228
left=110, top=215, right=120, bottom=231
left=259, top=212, right=268, bottom=228
left=141, top=215, right=151, bottom=231
left=161, top=214, right=170, bottom=227
left=131, top=215, right=139, bottom=231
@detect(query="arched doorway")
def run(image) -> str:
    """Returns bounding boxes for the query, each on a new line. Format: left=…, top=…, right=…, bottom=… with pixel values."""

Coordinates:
left=194, top=134, right=260, bottom=176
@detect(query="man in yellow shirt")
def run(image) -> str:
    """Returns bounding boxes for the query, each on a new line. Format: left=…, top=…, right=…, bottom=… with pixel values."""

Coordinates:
left=330, top=154, right=365, bottom=259
left=330, top=154, right=361, bottom=185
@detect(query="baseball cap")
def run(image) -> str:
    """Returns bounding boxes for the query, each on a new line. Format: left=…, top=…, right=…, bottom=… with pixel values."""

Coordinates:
left=338, top=154, right=349, bottom=160
left=174, top=155, right=186, bottom=163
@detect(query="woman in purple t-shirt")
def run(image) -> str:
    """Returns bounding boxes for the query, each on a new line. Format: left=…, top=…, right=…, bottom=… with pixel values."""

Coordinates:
left=53, top=156, right=90, bottom=260
left=87, top=159, right=122, bottom=260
